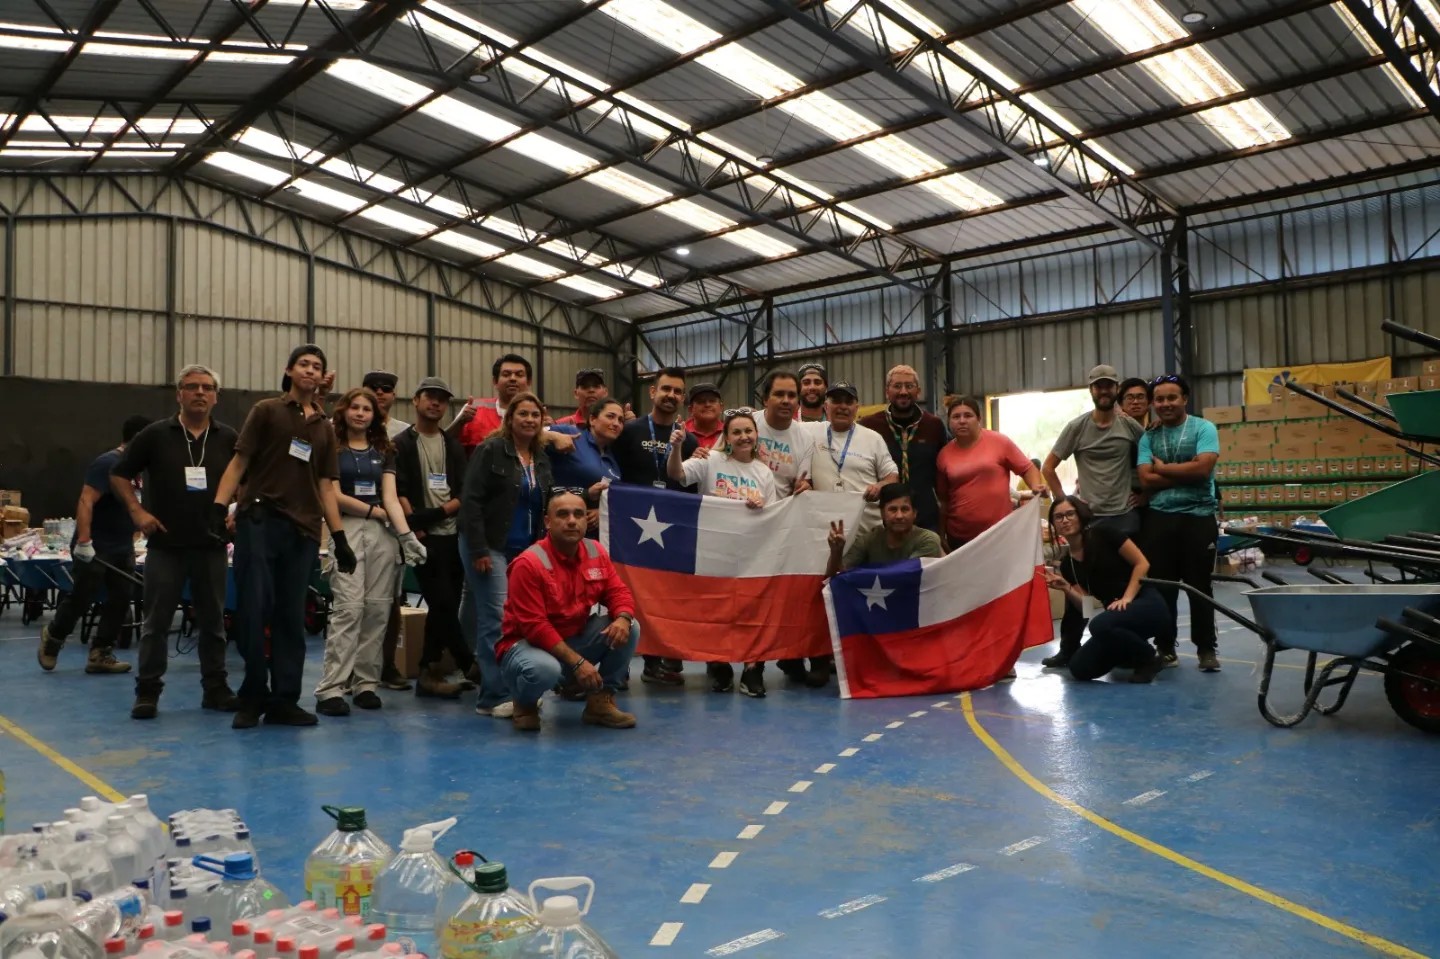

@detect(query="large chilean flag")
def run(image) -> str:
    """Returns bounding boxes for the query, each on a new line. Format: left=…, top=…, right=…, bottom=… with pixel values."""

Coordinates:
left=824, top=498, right=1053, bottom=699
left=601, top=486, right=867, bottom=663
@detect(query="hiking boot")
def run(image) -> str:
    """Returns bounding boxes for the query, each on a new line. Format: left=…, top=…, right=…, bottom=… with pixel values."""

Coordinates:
left=416, top=663, right=462, bottom=699
left=264, top=703, right=319, bottom=726
left=777, top=659, right=807, bottom=683
left=85, top=646, right=131, bottom=674
left=353, top=690, right=383, bottom=710
left=130, top=692, right=160, bottom=720
left=660, top=658, right=683, bottom=674
left=1041, top=652, right=1071, bottom=669
left=738, top=664, right=766, bottom=698
left=1156, top=643, right=1179, bottom=668
left=1197, top=650, right=1222, bottom=672
left=316, top=697, right=350, bottom=717
left=708, top=663, right=734, bottom=693
left=232, top=701, right=263, bottom=730
left=512, top=702, right=541, bottom=732
left=1129, top=654, right=1164, bottom=684
left=641, top=661, right=683, bottom=686
left=201, top=686, right=239, bottom=712
left=37, top=626, right=63, bottom=671
left=582, top=690, right=636, bottom=729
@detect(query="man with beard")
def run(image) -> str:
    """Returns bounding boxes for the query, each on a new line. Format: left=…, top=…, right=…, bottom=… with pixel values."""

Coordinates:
left=859, top=365, right=946, bottom=534
left=797, top=362, right=828, bottom=423
left=1038, top=365, right=1145, bottom=670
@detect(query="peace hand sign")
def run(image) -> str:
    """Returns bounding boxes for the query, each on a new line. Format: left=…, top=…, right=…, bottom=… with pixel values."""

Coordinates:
left=828, top=519, right=846, bottom=551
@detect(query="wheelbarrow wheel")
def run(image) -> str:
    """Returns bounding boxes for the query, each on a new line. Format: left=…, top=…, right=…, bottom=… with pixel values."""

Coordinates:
left=304, top=592, right=328, bottom=636
left=1293, top=545, right=1314, bottom=567
left=1384, top=644, right=1440, bottom=734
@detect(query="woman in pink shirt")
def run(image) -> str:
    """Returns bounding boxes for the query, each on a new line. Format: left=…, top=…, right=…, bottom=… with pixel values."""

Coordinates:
left=936, top=396, right=1046, bottom=550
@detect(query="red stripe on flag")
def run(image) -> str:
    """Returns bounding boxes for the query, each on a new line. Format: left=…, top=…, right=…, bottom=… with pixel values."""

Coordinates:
left=836, top=569, right=1051, bottom=699
left=615, top=563, right=833, bottom=662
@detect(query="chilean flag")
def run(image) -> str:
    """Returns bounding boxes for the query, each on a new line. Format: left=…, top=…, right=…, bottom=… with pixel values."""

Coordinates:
left=601, top=486, right=867, bottom=662
left=824, top=498, right=1053, bottom=699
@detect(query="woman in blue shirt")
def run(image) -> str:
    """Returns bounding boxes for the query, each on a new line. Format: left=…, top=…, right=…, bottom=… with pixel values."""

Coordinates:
left=316, top=387, right=426, bottom=716
left=550, top=398, right=625, bottom=536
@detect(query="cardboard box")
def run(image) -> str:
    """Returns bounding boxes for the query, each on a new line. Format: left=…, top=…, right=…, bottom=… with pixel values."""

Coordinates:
left=1239, top=487, right=1257, bottom=506
left=0, top=490, right=21, bottom=507
left=1223, top=442, right=1272, bottom=462
left=1357, top=456, right=1377, bottom=477
left=1222, top=486, right=1242, bottom=506
left=1314, top=487, right=1331, bottom=506
left=1245, top=403, right=1286, bottom=423
left=1348, top=484, right=1365, bottom=501
left=1355, top=381, right=1379, bottom=398
left=395, top=606, right=427, bottom=680
left=1278, top=460, right=1300, bottom=479
left=1238, top=462, right=1255, bottom=481
left=1278, top=421, right=1325, bottom=444
left=1330, top=483, right=1348, bottom=503
left=1284, top=396, right=1331, bottom=420
left=1204, top=405, right=1244, bottom=425
left=1381, top=377, right=1419, bottom=396
left=1325, top=458, right=1345, bottom=479
left=1271, top=441, right=1317, bottom=461
left=1424, top=359, right=1440, bottom=376
left=1300, top=487, right=1316, bottom=505
left=1282, top=485, right=1302, bottom=506
left=1422, top=376, right=1440, bottom=392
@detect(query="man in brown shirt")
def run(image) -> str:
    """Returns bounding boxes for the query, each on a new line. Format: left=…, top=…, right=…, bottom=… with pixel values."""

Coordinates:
left=212, top=344, right=356, bottom=730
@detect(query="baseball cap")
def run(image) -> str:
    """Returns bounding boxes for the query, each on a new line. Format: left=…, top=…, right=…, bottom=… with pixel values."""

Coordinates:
left=575, top=368, right=606, bottom=386
left=826, top=381, right=859, bottom=400
left=280, top=343, right=327, bottom=392
left=1088, top=364, right=1120, bottom=385
left=362, top=370, right=399, bottom=392
left=687, top=382, right=721, bottom=403
left=798, top=362, right=827, bottom=381
left=413, top=375, right=454, bottom=399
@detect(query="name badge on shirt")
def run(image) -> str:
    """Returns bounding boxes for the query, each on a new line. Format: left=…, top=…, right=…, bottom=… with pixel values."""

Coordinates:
left=585, top=568, right=604, bottom=581
left=184, top=466, right=208, bottom=491
left=354, top=480, right=377, bottom=497
left=427, top=472, right=448, bottom=492
left=288, top=438, right=312, bottom=462
left=652, top=480, right=667, bottom=489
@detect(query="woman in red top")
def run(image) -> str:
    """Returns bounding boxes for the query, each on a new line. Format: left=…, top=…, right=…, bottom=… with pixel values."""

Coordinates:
left=935, top=395, right=1046, bottom=550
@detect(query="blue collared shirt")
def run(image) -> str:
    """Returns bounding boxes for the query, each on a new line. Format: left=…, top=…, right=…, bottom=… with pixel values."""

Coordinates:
left=549, top=426, right=621, bottom=493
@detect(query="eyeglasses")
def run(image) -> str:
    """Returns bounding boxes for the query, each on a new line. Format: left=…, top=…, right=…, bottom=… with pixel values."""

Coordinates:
left=1051, top=510, right=1079, bottom=521
left=1150, top=374, right=1181, bottom=386
left=179, top=383, right=217, bottom=393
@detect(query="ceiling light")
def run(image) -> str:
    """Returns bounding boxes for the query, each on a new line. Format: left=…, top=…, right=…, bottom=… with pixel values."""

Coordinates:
left=755, top=154, right=774, bottom=165
left=283, top=185, right=301, bottom=194
left=675, top=247, right=690, bottom=256
left=1032, top=155, right=1049, bottom=166
left=1180, top=11, right=1207, bottom=24
left=471, top=71, right=490, bottom=84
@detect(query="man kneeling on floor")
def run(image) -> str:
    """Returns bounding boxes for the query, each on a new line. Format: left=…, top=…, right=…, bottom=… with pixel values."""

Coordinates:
left=496, top=489, right=639, bottom=731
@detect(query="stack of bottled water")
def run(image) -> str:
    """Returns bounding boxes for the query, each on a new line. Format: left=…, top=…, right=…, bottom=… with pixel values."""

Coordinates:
left=159, top=810, right=256, bottom=909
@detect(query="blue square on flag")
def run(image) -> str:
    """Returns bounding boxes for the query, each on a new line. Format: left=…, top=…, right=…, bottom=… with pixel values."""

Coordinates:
left=607, top=485, right=701, bottom=575
left=830, top=560, right=922, bottom=636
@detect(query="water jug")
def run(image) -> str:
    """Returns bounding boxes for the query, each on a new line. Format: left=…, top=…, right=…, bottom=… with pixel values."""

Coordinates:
left=514, top=880, right=616, bottom=959
left=436, top=862, right=536, bottom=959
left=189, top=856, right=287, bottom=927
left=303, top=810, right=390, bottom=921
left=369, top=819, right=457, bottom=959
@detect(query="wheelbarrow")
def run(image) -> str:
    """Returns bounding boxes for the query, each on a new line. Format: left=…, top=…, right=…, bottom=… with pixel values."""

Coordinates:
left=1143, top=575, right=1440, bottom=732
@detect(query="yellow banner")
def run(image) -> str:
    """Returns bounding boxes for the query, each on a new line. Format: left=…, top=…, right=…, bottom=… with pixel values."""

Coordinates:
left=1244, top=358, right=1392, bottom=406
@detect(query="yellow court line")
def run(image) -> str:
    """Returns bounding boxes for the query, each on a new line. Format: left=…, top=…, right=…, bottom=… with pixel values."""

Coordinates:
left=960, top=693, right=1427, bottom=959
left=0, top=711, right=128, bottom=803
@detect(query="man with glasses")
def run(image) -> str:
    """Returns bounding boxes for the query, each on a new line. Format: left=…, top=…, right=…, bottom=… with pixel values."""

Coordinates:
left=1118, top=377, right=1153, bottom=430
left=555, top=369, right=609, bottom=427
left=859, top=365, right=946, bottom=535
left=1038, top=365, right=1145, bottom=669
left=797, top=362, right=829, bottom=423
left=1137, top=374, right=1222, bottom=673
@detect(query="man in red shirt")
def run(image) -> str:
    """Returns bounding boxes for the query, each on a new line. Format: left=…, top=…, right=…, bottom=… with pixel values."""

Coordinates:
left=683, top=382, right=724, bottom=450
left=448, top=353, right=532, bottom=455
left=554, top=368, right=609, bottom=427
left=497, top=489, right=639, bottom=731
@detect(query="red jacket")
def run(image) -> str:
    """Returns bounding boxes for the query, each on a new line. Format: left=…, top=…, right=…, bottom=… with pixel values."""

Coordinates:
left=457, top=398, right=503, bottom=455
left=496, top=536, right=636, bottom=661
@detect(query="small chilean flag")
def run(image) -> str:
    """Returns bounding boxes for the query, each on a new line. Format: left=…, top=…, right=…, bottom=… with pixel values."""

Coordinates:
left=824, top=498, right=1053, bottom=699
left=601, top=485, right=867, bottom=663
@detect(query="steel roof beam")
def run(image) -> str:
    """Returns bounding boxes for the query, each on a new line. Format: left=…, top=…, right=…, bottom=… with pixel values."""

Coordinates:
left=0, top=0, right=125, bottom=151
left=1340, top=0, right=1440, bottom=121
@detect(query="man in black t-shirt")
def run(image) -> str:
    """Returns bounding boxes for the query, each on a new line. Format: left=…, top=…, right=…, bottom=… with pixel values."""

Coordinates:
left=111, top=364, right=239, bottom=720
left=37, top=415, right=151, bottom=676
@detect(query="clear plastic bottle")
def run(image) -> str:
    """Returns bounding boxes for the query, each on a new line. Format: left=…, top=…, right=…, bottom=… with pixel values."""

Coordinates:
left=513, top=879, right=615, bottom=959
left=104, top=819, right=141, bottom=890
left=436, top=862, right=537, bottom=959
left=303, top=809, right=391, bottom=921
left=369, top=819, right=457, bottom=959
left=188, top=857, right=288, bottom=927
left=69, top=887, right=151, bottom=946
left=0, top=900, right=102, bottom=959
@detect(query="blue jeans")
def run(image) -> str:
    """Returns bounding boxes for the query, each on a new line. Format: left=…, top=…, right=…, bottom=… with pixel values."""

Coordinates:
left=1056, top=510, right=1142, bottom=658
left=459, top=534, right=512, bottom=709
left=232, top=507, right=319, bottom=708
left=501, top=614, right=640, bottom=706
left=1068, top=588, right=1169, bottom=680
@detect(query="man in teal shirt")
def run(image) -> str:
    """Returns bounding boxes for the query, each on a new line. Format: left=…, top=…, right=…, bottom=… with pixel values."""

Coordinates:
left=1137, top=374, right=1221, bottom=673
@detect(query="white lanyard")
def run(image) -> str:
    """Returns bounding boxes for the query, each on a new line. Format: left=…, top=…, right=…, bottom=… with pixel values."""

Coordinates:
left=186, top=423, right=210, bottom=468
left=1161, top=418, right=1192, bottom=464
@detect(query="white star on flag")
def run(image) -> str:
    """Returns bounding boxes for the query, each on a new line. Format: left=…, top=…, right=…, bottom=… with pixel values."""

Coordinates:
left=859, top=576, right=894, bottom=611
left=632, top=506, right=673, bottom=547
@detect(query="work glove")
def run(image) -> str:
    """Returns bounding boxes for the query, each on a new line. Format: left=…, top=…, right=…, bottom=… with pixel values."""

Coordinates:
left=331, top=530, right=358, bottom=574
left=398, top=531, right=427, bottom=566
left=72, top=541, right=96, bottom=563
left=208, top=503, right=230, bottom=544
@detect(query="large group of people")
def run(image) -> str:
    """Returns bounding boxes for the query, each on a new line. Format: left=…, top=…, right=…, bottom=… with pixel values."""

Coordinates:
left=34, top=347, right=1224, bottom=729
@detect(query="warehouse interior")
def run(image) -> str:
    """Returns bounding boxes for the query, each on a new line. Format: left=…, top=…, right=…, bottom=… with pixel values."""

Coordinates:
left=2, top=0, right=1440, bottom=956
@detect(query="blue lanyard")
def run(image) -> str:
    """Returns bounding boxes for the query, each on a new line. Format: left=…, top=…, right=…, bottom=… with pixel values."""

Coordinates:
left=827, top=426, right=854, bottom=473
left=647, top=415, right=673, bottom=474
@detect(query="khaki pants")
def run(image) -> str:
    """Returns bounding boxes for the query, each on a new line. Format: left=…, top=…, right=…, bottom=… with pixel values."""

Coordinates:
left=315, top=515, right=400, bottom=699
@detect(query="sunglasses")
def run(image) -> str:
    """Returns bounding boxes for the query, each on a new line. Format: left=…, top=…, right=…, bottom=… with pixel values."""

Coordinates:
left=723, top=407, right=756, bottom=419
left=550, top=486, right=588, bottom=498
left=368, top=384, right=396, bottom=394
left=1150, top=374, right=1182, bottom=386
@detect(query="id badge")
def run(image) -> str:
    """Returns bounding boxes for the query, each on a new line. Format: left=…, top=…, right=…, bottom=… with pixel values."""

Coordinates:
left=427, top=472, right=448, bottom=493
left=652, top=480, right=666, bottom=489
left=354, top=480, right=377, bottom=497
left=288, top=438, right=312, bottom=462
left=184, top=466, right=208, bottom=491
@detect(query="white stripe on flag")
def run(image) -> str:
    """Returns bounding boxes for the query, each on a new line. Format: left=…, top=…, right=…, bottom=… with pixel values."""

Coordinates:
left=916, top=498, right=1044, bottom=628
left=693, top=490, right=866, bottom=578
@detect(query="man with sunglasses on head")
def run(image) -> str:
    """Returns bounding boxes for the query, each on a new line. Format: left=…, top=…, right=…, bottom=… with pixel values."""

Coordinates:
left=797, top=362, right=829, bottom=423
left=555, top=368, right=610, bottom=427
left=1136, top=374, right=1222, bottom=673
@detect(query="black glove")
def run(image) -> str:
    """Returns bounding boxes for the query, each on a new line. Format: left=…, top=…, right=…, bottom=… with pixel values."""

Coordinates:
left=331, top=530, right=357, bottom=574
left=208, top=503, right=230, bottom=544
left=407, top=506, right=444, bottom=531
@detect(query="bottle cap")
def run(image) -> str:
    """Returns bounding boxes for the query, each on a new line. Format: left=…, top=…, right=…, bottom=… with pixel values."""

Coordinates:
left=252, top=931, right=273, bottom=946
left=164, top=912, right=185, bottom=927
left=472, top=862, right=508, bottom=893
left=321, top=806, right=368, bottom=832
left=138, top=925, right=155, bottom=941
left=335, top=938, right=355, bottom=953
left=232, top=922, right=251, bottom=936
left=364, top=925, right=385, bottom=941
left=537, top=895, right=582, bottom=927
left=453, top=852, right=474, bottom=867
left=170, top=888, right=188, bottom=901
left=276, top=937, right=296, bottom=953
left=105, top=938, right=127, bottom=955
left=299, top=947, right=319, bottom=959
left=398, top=817, right=457, bottom=853
left=192, top=918, right=212, bottom=934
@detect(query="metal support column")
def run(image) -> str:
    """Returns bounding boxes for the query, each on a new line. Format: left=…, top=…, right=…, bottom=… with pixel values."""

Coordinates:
left=305, top=254, right=316, bottom=344
left=1160, top=215, right=1193, bottom=394
left=425, top=293, right=437, bottom=374
left=535, top=324, right=546, bottom=409
left=2, top=214, right=14, bottom=377
left=923, top=262, right=951, bottom=411
left=164, top=217, right=177, bottom=385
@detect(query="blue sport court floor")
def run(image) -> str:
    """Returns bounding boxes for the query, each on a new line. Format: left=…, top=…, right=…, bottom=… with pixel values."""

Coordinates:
left=2, top=571, right=1437, bottom=958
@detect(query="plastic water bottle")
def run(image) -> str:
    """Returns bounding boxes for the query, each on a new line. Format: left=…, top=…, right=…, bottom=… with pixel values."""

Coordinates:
left=63, top=833, right=117, bottom=899
left=369, top=819, right=457, bottom=959
left=513, top=879, right=615, bottom=959
left=303, top=809, right=391, bottom=921
left=0, top=869, right=70, bottom=914
left=188, top=857, right=287, bottom=927
left=0, top=900, right=102, bottom=959
left=104, top=819, right=141, bottom=890
left=436, top=862, right=537, bottom=959
left=69, top=887, right=151, bottom=946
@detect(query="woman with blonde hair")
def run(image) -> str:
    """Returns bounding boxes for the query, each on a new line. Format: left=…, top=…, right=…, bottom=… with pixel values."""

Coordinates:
left=315, top=387, right=426, bottom=716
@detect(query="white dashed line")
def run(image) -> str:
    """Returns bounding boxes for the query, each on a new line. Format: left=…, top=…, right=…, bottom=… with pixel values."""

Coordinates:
left=819, top=894, right=887, bottom=918
left=709, top=851, right=738, bottom=869
left=680, top=883, right=710, bottom=904
left=789, top=780, right=812, bottom=793
left=1182, top=769, right=1214, bottom=783
left=932, top=701, right=950, bottom=707
left=886, top=721, right=904, bottom=729
left=706, top=930, right=783, bottom=955
left=915, top=862, right=976, bottom=882
left=909, top=710, right=927, bottom=717
left=999, top=836, right=1048, bottom=856
left=1123, top=790, right=1166, bottom=806
left=737, top=825, right=764, bottom=840
left=814, top=763, right=836, bottom=774
left=839, top=747, right=859, bottom=757
left=650, top=922, right=683, bottom=946
left=863, top=733, right=883, bottom=742
left=763, top=801, right=789, bottom=815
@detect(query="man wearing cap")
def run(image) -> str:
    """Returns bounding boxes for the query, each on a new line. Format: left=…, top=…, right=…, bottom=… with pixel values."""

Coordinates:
left=1038, top=364, right=1145, bottom=670
left=683, top=382, right=724, bottom=450
left=859, top=365, right=947, bottom=535
left=394, top=376, right=480, bottom=698
left=362, top=370, right=409, bottom=440
left=797, top=362, right=829, bottom=423
left=555, top=369, right=609, bottom=427
left=212, top=344, right=355, bottom=729
left=449, top=353, right=533, bottom=456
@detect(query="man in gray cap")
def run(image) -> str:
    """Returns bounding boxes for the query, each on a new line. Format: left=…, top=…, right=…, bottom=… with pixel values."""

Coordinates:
left=393, top=376, right=479, bottom=698
left=1039, top=363, right=1145, bottom=670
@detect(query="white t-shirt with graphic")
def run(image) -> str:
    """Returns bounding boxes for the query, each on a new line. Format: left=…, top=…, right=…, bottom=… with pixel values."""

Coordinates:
left=681, top=453, right=777, bottom=505
left=754, top=416, right=816, bottom=498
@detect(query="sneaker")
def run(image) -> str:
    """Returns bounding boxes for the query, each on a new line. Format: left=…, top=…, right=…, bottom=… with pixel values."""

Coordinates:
left=1129, top=655, right=1164, bottom=684
left=641, top=663, right=683, bottom=686
left=315, top=697, right=350, bottom=717
left=777, top=659, right=807, bottom=683
left=232, top=702, right=263, bottom=730
left=381, top=675, right=413, bottom=691
left=1041, top=652, right=1071, bottom=669
left=512, top=702, right=541, bottom=732
left=353, top=690, right=383, bottom=710
left=201, top=686, right=240, bottom=712
left=738, top=665, right=766, bottom=698
left=582, top=690, right=636, bottom=729
left=1157, top=645, right=1180, bottom=668
left=476, top=701, right=516, bottom=718
left=660, top=658, right=683, bottom=674
left=264, top=703, right=319, bottom=726
left=1197, top=650, right=1222, bottom=672
left=130, top=692, right=159, bottom=720
left=37, top=626, right=62, bottom=671
left=708, top=663, right=735, bottom=693
left=85, top=647, right=131, bottom=675
left=804, top=666, right=830, bottom=688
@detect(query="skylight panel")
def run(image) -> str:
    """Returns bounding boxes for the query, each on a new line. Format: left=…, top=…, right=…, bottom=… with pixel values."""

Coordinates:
left=203, top=151, right=290, bottom=186
left=1334, top=0, right=1438, bottom=108
left=0, top=22, right=297, bottom=60
left=431, top=230, right=504, bottom=259
left=356, top=205, right=432, bottom=235
left=326, top=60, right=433, bottom=108
left=554, top=275, right=624, bottom=298
left=18, top=115, right=209, bottom=136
